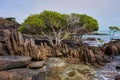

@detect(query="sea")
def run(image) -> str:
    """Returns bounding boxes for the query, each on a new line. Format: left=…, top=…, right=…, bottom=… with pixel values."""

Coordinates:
left=82, top=30, right=120, bottom=46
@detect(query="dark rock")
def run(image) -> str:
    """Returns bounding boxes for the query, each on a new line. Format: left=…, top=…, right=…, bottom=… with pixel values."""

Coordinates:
left=0, top=68, right=47, bottom=80
left=0, top=56, right=31, bottom=70
left=28, top=61, right=45, bottom=69
left=103, top=40, right=120, bottom=56
left=116, top=65, right=120, bottom=69
left=115, top=74, right=120, bottom=80
left=0, top=42, right=8, bottom=55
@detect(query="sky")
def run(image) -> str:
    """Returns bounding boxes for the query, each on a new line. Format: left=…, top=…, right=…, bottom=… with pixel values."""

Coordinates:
left=0, top=0, right=120, bottom=31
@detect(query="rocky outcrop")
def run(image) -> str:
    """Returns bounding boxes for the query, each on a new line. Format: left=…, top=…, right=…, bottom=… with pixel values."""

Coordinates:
left=102, top=40, right=120, bottom=56
left=0, top=56, right=31, bottom=70
left=55, top=43, right=109, bottom=64
left=0, top=55, right=48, bottom=80
left=4, top=30, right=51, bottom=60
left=0, top=17, right=20, bottom=30
left=0, top=27, right=113, bottom=65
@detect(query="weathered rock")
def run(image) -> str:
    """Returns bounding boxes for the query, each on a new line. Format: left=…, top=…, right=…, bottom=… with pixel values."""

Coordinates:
left=5, top=30, right=50, bottom=60
left=28, top=61, right=45, bottom=69
left=0, top=56, right=31, bottom=70
left=0, top=68, right=47, bottom=80
left=103, top=40, right=120, bottom=56
left=45, top=58, right=67, bottom=70
left=115, top=74, right=120, bottom=80
left=6, top=30, right=24, bottom=55
left=47, top=63, right=97, bottom=80
left=116, top=65, right=120, bottom=69
left=0, top=42, right=8, bottom=55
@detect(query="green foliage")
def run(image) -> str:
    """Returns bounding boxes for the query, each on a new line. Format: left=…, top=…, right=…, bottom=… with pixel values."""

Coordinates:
left=23, top=14, right=46, bottom=28
left=71, top=13, right=99, bottom=31
left=19, top=10, right=99, bottom=35
left=109, top=26, right=120, bottom=32
left=109, top=26, right=120, bottom=39
left=40, top=10, right=67, bottom=28
left=19, top=14, right=46, bottom=34
left=5, top=17, right=16, bottom=22
left=19, top=10, right=67, bottom=34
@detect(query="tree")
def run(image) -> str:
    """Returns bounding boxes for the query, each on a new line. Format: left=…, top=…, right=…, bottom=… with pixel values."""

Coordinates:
left=19, top=10, right=99, bottom=46
left=5, top=17, right=16, bottom=22
left=71, top=13, right=99, bottom=32
left=40, top=10, right=67, bottom=29
left=109, top=26, right=120, bottom=40
left=42, top=14, right=80, bottom=46
left=19, top=10, right=67, bottom=35
left=19, top=14, right=46, bottom=34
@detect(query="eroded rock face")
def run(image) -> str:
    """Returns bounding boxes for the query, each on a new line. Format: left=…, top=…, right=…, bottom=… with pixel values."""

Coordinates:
left=0, top=68, right=47, bottom=80
left=5, top=30, right=51, bottom=60
left=0, top=56, right=31, bottom=70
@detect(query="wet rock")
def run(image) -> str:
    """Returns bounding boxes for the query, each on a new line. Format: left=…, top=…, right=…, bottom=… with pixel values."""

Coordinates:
left=59, top=64, right=97, bottom=80
left=0, top=56, right=31, bottom=70
left=116, top=65, right=120, bottom=69
left=0, top=68, right=47, bottom=80
left=115, top=74, right=120, bottom=80
left=28, top=61, right=45, bottom=69
left=45, top=58, right=67, bottom=70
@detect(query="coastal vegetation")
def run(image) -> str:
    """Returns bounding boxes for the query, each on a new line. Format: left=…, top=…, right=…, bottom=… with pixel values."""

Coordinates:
left=109, top=26, right=120, bottom=40
left=0, top=10, right=120, bottom=80
left=19, top=10, right=99, bottom=46
left=19, top=10, right=98, bottom=34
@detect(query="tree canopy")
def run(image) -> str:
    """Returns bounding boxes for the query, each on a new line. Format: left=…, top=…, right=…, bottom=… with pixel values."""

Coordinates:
left=19, top=10, right=99, bottom=35
left=71, top=13, right=98, bottom=31
left=109, top=26, right=120, bottom=39
left=19, top=10, right=67, bottom=34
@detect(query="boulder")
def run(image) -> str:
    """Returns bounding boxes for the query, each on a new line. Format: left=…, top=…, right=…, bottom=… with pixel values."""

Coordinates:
left=0, top=68, right=47, bottom=80
left=115, top=74, right=120, bottom=80
left=0, top=56, right=31, bottom=70
left=116, top=65, right=120, bottom=69
left=103, top=40, right=120, bottom=56
left=45, top=58, right=67, bottom=70
left=28, top=61, right=45, bottom=69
